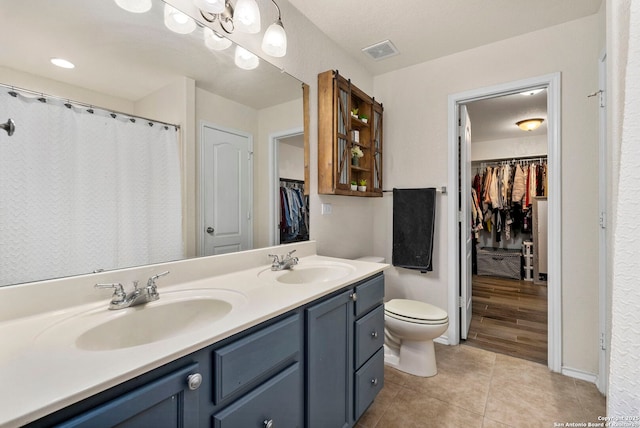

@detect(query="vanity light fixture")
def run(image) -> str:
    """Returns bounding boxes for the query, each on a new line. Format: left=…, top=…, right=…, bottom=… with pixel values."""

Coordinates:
left=114, top=0, right=152, bottom=13
left=193, top=0, right=226, bottom=14
left=51, top=58, right=75, bottom=69
left=234, top=46, right=259, bottom=70
left=164, top=4, right=196, bottom=34
left=516, top=118, right=544, bottom=131
left=204, top=27, right=232, bottom=51
left=261, top=0, right=287, bottom=57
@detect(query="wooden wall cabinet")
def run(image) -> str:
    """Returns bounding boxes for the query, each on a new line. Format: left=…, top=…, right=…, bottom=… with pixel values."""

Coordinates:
left=318, top=70, right=383, bottom=197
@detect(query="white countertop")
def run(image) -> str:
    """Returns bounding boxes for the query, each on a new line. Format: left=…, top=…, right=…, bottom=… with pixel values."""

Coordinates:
left=0, top=242, right=388, bottom=427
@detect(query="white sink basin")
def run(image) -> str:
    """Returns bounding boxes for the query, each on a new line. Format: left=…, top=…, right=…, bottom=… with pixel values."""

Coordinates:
left=36, top=289, right=247, bottom=351
left=258, top=262, right=356, bottom=284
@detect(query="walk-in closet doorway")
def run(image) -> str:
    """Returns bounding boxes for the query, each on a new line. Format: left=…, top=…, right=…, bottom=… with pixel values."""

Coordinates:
left=447, top=73, right=562, bottom=372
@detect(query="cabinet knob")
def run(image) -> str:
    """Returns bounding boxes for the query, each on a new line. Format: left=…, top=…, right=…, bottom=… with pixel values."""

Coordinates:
left=371, top=377, right=378, bottom=386
left=350, top=292, right=357, bottom=301
left=187, top=373, right=202, bottom=390
left=263, top=419, right=274, bottom=428
left=371, top=330, right=378, bottom=339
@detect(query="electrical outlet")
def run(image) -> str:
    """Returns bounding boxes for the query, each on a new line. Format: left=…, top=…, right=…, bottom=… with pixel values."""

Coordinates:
left=321, top=203, right=332, bottom=215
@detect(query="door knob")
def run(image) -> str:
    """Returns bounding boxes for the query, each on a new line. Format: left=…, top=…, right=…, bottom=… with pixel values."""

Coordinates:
left=206, top=226, right=214, bottom=235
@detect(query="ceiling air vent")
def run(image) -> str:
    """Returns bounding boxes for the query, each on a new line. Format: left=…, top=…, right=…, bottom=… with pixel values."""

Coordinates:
left=361, top=40, right=399, bottom=61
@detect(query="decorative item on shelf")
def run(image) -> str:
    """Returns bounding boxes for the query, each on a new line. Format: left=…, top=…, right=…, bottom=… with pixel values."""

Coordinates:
left=358, top=178, right=367, bottom=192
left=350, top=181, right=358, bottom=191
left=359, top=114, right=368, bottom=123
left=351, top=107, right=359, bottom=118
left=351, top=129, right=360, bottom=143
left=351, top=145, right=364, bottom=166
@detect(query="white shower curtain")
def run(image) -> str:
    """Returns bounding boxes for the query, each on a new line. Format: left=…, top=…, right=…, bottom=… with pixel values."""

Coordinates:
left=0, top=90, right=183, bottom=286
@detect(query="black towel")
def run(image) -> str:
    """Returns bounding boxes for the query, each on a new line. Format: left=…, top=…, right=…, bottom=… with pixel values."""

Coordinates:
left=392, top=188, right=437, bottom=273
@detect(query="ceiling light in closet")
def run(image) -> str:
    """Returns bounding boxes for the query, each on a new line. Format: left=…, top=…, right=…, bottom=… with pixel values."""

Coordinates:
left=51, top=58, right=75, bottom=69
left=516, top=118, right=544, bottom=131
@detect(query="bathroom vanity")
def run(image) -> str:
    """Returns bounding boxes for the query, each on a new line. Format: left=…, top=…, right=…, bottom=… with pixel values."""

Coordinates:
left=0, top=242, right=387, bottom=428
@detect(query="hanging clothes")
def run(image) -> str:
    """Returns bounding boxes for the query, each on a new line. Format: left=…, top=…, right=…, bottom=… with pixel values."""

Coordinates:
left=471, top=157, right=547, bottom=244
left=279, top=179, right=309, bottom=243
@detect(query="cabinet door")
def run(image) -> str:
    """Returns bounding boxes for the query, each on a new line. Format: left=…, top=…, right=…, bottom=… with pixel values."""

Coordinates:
left=57, top=364, right=200, bottom=428
left=306, top=289, right=354, bottom=428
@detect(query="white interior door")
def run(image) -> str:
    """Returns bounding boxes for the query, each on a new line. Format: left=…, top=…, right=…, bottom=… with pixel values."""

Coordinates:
left=459, top=105, right=473, bottom=339
left=201, top=125, right=252, bottom=256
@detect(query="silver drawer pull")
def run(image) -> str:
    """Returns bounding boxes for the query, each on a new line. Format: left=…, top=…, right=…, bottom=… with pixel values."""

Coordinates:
left=263, top=419, right=274, bottom=428
left=187, top=373, right=202, bottom=390
left=371, top=378, right=378, bottom=386
left=371, top=330, right=378, bottom=339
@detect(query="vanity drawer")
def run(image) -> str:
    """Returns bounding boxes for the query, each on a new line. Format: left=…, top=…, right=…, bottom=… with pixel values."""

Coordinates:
left=213, top=314, right=301, bottom=404
left=212, top=363, right=303, bottom=428
left=354, top=348, right=384, bottom=421
left=354, top=274, right=384, bottom=318
left=354, top=304, right=385, bottom=368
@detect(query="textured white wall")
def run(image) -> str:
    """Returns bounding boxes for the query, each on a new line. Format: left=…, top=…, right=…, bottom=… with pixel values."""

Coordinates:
left=608, top=0, right=640, bottom=415
left=471, top=135, right=547, bottom=161
left=373, top=15, right=601, bottom=374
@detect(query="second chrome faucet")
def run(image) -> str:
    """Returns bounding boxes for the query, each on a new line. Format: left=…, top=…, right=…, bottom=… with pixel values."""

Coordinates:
left=269, top=250, right=299, bottom=271
left=95, top=271, right=170, bottom=310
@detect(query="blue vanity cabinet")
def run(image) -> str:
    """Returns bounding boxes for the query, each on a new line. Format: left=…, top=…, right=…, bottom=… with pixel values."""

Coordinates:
left=306, top=289, right=355, bottom=428
left=306, top=273, right=385, bottom=428
left=55, top=363, right=201, bottom=428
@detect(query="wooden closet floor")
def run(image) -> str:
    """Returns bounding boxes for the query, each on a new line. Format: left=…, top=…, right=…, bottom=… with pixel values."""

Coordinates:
left=463, top=275, right=548, bottom=365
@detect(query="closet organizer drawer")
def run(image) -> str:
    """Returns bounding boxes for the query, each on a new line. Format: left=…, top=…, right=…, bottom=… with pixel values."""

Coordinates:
left=477, top=247, right=522, bottom=280
left=354, top=305, right=385, bottom=368
left=213, top=314, right=301, bottom=404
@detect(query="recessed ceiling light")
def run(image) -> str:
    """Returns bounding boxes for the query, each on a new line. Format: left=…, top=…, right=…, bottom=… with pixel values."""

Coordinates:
left=520, top=88, right=544, bottom=96
left=50, top=58, right=75, bottom=69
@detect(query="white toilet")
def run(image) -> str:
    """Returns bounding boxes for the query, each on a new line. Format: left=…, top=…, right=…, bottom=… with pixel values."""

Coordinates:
left=355, top=256, right=449, bottom=378
left=384, top=299, right=448, bottom=377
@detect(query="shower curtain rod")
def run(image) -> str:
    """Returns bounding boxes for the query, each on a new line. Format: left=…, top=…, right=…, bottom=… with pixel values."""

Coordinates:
left=0, top=82, right=181, bottom=130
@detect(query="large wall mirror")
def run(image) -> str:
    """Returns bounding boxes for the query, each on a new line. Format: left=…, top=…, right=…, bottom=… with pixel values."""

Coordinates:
left=0, top=0, right=308, bottom=287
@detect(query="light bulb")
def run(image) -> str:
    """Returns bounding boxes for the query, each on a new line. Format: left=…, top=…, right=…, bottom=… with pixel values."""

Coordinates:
left=193, top=0, right=225, bottom=14
left=234, top=0, right=261, bottom=34
left=262, top=20, right=287, bottom=57
left=114, top=0, right=152, bottom=13
left=204, top=27, right=232, bottom=51
left=164, top=4, right=196, bottom=34
left=234, top=46, right=259, bottom=70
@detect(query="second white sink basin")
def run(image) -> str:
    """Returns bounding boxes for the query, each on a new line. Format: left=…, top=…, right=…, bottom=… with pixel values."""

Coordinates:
left=258, top=262, right=356, bottom=284
left=36, top=289, right=247, bottom=351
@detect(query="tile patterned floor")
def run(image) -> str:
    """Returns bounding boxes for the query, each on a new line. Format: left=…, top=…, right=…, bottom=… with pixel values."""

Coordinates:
left=356, top=344, right=606, bottom=428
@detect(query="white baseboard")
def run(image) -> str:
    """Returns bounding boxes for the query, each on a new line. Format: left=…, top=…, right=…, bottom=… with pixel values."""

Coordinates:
left=435, top=336, right=450, bottom=346
left=562, top=366, right=598, bottom=384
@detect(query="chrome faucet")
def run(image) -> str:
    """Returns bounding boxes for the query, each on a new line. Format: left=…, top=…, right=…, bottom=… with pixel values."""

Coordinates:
left=269, top=250, right=299, bottom=271
left=95, top=271, right=170, bottom=310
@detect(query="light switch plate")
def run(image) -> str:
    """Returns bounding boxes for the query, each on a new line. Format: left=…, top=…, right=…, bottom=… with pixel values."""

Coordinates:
left=321, top=203, right=332, bottom=215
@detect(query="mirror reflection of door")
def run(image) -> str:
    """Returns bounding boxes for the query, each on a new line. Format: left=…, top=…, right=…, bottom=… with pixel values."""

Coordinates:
left=200, top=124, right=253, bottom=256
left=276, top=133, right=308, bottom=245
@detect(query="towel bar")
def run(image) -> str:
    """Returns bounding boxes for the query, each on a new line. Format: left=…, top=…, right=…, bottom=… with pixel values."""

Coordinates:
left=383, top=186, right=446, bottom=194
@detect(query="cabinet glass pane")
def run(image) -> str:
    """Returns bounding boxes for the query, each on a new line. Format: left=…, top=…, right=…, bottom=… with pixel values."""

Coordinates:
left=338, top=137, right=349, bottom=185
left=338, top=89, right=348, bottom=135
left=374, top=111, right=381, bottom=151
left=374, top=153, right=381, bottom=189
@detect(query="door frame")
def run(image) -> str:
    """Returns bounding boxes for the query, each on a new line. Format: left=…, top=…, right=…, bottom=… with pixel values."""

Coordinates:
left=268, top=127, right=305, bottom=246
left=597, top=49, right=608, bottom=394
left=447, top=72, right=562, bottom=372
left=198, top=121, right=254, bottom=256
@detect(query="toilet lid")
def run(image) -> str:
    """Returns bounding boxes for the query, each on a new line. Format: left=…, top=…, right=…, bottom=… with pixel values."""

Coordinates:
left=385, top=299, right=448, bottom=323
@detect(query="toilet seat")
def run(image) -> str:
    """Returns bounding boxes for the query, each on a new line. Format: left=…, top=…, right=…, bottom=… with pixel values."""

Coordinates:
left=385, top=299, right=448, bottom=325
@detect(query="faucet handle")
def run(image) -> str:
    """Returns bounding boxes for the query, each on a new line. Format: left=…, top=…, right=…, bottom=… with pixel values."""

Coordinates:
left=95, top=283, right=126, bottom=302
left=268, top=254, right=280, bottom=263
left=147, top=271, right=169, bottom=292
left=286, top=249, right=297, bottom=258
